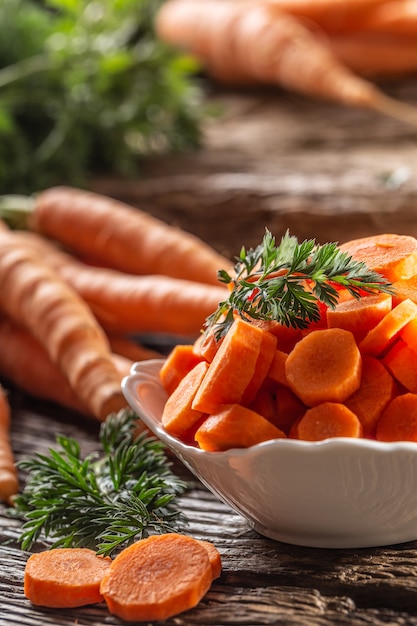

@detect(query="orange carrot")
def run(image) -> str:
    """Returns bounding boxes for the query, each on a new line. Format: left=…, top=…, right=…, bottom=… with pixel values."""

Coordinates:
left=192, top=318, right=264, bottom=414
left=241, top=329, right=277, bottom=405
left=339, top=233, right=417, bottom=282
left=100, top=534, right=213, bottom=622
left=285, top=328, right=362, bottom=406
left=155, top=0, right=417, bottom=125
left=250, top=388, right=279, bottom=425
left=266, top=348, right=289, bottom=386
left=0, top=384, right=19, bottom=503
left=196, top=539, right=222, bottom=580
left=160, top=344, right=204, bottom=396
left=13, top=230, right=227, bottom=336
left=391, top=275, right=417, bottom=308
left=162, top=361, right=209, bottom=438
left=194, top=403, right=286, bottom=451
left=382, top=338, right=417, bottom=394
left=296, top=402, right=363, bottom=441
left=251, top=320, right=303, bottom=353
left=19, top=186, right=229, bottom=286
left=326, top=292, right=393, bottom=341
left=24, top=548, right=112, bottom=608
left=400, top=317, right=417, bottom=352
left=275, top=384, right=307, bottom=434
left=345, top=354, right=397, bottom=437
left=376, top=393, right=417, bottom=442
left=0, top=230, right=127, bottom=421
left=359, top=0, right=417, bottom=36
left=359, top=298, right=417, bottom=357
left=193, top=326, right=224, bottom=363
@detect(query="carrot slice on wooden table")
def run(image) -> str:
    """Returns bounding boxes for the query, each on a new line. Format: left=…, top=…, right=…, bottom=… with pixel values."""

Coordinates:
left=326, top=292, right=393, bottom=340
left=359, top=298, right=417, bottom=357
left=285, top=328, right=362, bottom=406
left=376, top=393, right=417, bottom=442
left=345, top=354, right=397, bottom=437
left=100, top=534, right=213, bottom=622
left=296, top=402, right=363, bottom=441
left=160, top=344, right=204, bottom=396
left=0, top=384, right=19, bottom=503
left=339, top=233, right=417, bottom=282
left=192, top=318, right=264, bottom=414
left=24, top=548, right=112, bottom=608
left=196, top=539, right=222, bottom=580
left=194, top=403, right=286, bottom=451
left=382, top=338, right=417, bottom=393
left=162, top=361, right=209, bottom=438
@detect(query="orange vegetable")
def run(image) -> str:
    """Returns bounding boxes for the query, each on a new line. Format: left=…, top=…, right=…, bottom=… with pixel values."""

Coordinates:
left=27, top=186, right=229, bottom=286
left=339, top=233, right=417, bottom=282
left=156, top=0, right=417, bottom=124
left=0, top=230, right=127, bottom=421
left=0, top=384, right=19, bottom=503
left=250, top=388, right=279, bottom=425
left=100, top=534, right=213, bottom=622
left=14, top=230, right=227, bottom=336
left=345, top=355, right=397, bottom=437
left=326, top=292, right=392, bottom=340
left=193, top=327, right=223, bottom=363
left=359, top=0, right=417, bottom=36
left=285, top=328, right=362, bottom=406
left=382, top=338, right=417, bottom=393
left=160, top=344, right=204, bottom=396
left=296, top=402, right=363, bottom=441
left=391, top=276, right=417, bottom=308
left=359, top=298, right=417, bottom=357
left=275, top=384, right=307, bottom=434
left=106, top=334, right=162, bottom=363
left=192, top=318, right=265, bottom=414
left=162, top=361, right=209, bottom=438
left=376, top=393, right=417, bottom=442
left=24, top=548, right=112, bottom=608
left=194, top=403, right=286, bottom=451
left=265, top=348, right=289, bottom=386
left=241, top=329, right=277, bottom=405
left=196, top=540, right=222, bottom=580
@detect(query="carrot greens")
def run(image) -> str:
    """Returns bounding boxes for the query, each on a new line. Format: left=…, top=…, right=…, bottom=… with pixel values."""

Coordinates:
left=207, top=230, right=394, bottom=338
left=11, top=410, right=188, bottom=556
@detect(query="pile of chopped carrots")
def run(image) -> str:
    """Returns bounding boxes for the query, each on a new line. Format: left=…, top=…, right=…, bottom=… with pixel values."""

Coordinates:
left=24, top=534, right=222, bottom=621
left=0, top=185, right=230, bottom=503
left=161, top=233, right=417, bottom=447
left=155, top=0, right=417, bottom=127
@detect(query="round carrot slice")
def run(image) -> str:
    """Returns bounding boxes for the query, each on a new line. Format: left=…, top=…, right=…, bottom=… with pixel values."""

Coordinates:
left=297, top=402, right=362, bottom=441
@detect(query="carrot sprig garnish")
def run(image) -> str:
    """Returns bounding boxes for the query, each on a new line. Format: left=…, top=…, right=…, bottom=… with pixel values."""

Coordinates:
left=11, top=410, right=187, bottom=557
left=207, top=230, right=394, bottom=338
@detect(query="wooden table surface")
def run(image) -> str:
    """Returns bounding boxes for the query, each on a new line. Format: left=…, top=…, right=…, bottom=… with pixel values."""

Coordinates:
left=3, top=77, right=417, bottom=625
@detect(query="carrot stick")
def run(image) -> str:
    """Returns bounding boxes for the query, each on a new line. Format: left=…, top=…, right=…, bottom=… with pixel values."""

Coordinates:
left=0, top=384, right=19, bottom=503
left=285, top=328, right=362, bottom=406
left=326, top=292, right=393, bottom=341
left=160, top=344, right=204, bottom=396
left=11, top=230, right=227, bottom=336
left=376, top=393, right=417, bottom=442
left=155, top=0, right=417, bottom=127
left=339, top=233, right=417, bottom=282
left=4, top=186, right=229, bottom=286
left=359, top=298, right=417, bottom=357
left=100, top=534, right=213, bottom=622
left=194, top=403, right=286, bottom=451
left=359, top=0, right=417, bottom=36
left=0, top=230, right=127, bottom=421
left=345, top=354, right=397, bottom=438
left=24, top=548, right=112, bottom=608
left=296, top=402, right=363, bottom=441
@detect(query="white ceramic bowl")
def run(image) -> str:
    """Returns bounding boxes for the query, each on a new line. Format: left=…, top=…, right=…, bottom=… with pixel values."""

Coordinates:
left=122, top=359, right=417, bottom=549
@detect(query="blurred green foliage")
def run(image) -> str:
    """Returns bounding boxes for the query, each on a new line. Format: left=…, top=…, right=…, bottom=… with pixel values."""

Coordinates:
left=0, top=0, right=206, bottom=193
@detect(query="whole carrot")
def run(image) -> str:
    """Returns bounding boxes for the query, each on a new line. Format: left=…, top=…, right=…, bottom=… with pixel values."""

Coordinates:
left=155, top=0, right=417, bottom=126
left=1, top=186, right=229, bottom=286
left=0, top=230, right=128, bottom=421
left=0, top=384, right=19, bottom=503
left=9, top=230, right=228, bottom=336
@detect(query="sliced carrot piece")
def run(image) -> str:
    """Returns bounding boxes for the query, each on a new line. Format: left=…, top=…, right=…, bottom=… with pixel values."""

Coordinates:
left=326, top=292, right=392, bottom=340
left=391, top=275, right=417, bottom=307
left=100, top=534, right=213, bottom=622
left=285, top=328, right=362, bottom=406
left=399, top=317, right=417, bottom=352
left=359, top=298, right=417, bottom=356
left=193, top=327, right=223, bottom=363
left=339, top=233, right=417, bottom=282
left=252, top=319, right=303, bottom=353
left=266, top=348, right=289, bottom=386
left=376, top=393, right=417, bottom=442
left=24, top=548, right=111, bottom=608
left=296, top=402, right=363, bottom=441
left=192, top=318, right=264, bottom=414
left=345, top=354, right=397, bottom=437
left=194, top=403, right=286, bottom=451
left=250, top=388, right=279, bottom=425
left=241, top=329, right=277, bottom=405
left=161, top=361, right=209, bottom=438
left=382, top=338, right=417, bottom=393
left=275, top=384, right=307, bottom=434
left=196, top=540, right=222, bottom=580
left=160, top=344, right=204, bottom=395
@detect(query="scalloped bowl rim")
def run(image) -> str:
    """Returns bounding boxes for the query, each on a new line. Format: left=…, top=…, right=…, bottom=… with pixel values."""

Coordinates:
left=122, top=358, right=417, bottom=549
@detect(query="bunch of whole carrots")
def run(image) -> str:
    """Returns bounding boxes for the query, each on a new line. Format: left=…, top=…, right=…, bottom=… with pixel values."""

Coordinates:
left=155, top=0, right=417, bottom=126
left=0, top=185, right=230, bottom=503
